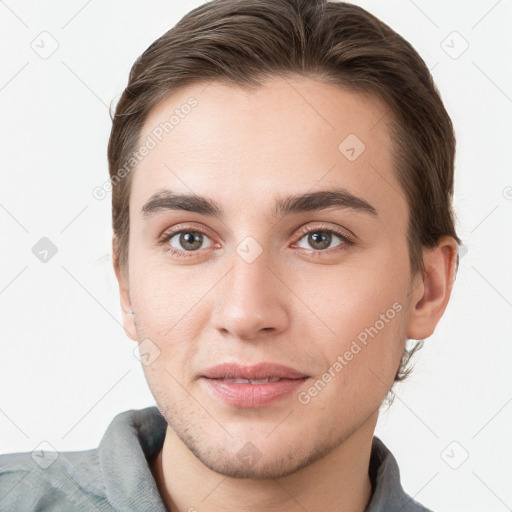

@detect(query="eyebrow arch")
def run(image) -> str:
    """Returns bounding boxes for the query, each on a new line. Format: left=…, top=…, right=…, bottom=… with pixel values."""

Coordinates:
left=140, top=187, right=378, bottom=219
left=141, top=189, right=223, bottom=218
left=273, top=188, right=377, bottom=217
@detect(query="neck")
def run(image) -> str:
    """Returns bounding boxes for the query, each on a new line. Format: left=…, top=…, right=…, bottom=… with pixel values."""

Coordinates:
left=151, top=411, right=377, bottom=512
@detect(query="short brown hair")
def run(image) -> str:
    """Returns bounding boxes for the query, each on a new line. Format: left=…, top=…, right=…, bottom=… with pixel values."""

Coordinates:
left=107, top=0, right=460, bottom=381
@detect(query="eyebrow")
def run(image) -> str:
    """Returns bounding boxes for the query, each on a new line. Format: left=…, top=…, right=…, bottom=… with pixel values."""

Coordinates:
left=140, top=187, right=378, bottom=219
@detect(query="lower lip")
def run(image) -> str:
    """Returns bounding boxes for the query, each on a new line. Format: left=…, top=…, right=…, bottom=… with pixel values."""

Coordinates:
left=201, top=378, right=308, bottom=408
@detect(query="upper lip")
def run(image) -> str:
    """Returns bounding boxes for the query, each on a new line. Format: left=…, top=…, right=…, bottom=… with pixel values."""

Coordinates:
left=201, top=362, right=309, bottom=380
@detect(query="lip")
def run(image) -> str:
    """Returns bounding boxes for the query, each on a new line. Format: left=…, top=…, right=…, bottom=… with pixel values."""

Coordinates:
left=201, top=362, right=309, bottom=380
left=200, top=362, right=309, bottom=408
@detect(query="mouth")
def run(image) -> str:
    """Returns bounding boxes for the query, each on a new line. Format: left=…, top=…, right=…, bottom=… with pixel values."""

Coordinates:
left=200, top=362, right=310, bottom=408
left=200, top=362, right=309, bottom=381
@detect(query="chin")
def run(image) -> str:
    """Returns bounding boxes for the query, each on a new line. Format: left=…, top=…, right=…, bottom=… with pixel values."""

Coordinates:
left=181, top=427, right=342, bottom=480
left=191, top=449, right=310, bottom=480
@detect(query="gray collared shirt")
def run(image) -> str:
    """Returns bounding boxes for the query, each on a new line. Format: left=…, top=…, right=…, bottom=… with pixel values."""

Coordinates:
left=0, top=406, right=432, bottom=511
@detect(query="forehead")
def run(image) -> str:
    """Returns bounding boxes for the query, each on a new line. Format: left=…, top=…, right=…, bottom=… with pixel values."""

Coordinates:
left=130, top=76, right=406, bottom=224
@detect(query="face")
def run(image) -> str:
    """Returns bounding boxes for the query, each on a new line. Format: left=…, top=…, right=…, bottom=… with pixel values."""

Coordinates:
left=119, top=76, right=421, bottom=479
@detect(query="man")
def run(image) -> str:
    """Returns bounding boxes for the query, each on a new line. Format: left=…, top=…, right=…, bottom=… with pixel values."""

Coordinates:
left=0, top=0, right=459, bottom=510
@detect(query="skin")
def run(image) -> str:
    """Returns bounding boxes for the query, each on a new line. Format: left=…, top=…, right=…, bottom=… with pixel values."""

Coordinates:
left=114, top=76, right=458, bottom=512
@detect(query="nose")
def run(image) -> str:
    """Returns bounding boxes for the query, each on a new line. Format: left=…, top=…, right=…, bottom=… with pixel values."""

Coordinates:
left=211, top=248, right=290, bottom=342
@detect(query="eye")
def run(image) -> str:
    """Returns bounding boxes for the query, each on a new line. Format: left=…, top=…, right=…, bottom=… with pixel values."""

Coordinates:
left=159, top=226, right=216, bottom=258
left=170, top=231, right=211, bottom=251
left=293, top=226, right=354, bottom=253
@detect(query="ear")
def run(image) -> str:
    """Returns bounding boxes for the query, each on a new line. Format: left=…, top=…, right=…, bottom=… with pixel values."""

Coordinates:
left=407, top=236, right=459, bottom=340
left=112, top=238, right=137, bottom=341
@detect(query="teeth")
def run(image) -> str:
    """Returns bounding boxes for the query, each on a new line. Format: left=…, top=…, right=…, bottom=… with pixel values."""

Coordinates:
left=222, top=377, right=282, bottom=384
left=249, top=378, right=270, bottom=384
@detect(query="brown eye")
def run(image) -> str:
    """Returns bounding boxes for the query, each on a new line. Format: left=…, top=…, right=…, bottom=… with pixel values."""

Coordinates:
left=307, top=231, right=333, bottom=250
left=158, top=224, right=219, bottom=259
left=170, top=231, right=209, bottom=251
left=296, top=230, right=345, bottom=251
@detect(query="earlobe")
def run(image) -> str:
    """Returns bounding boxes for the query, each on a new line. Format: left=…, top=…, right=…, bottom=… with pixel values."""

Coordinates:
left=112, top=240, right=138, bottom=342
left=406, top=236, right=458, bottom=340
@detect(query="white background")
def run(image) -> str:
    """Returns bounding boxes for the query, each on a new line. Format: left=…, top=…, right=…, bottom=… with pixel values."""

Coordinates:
left=1, top=1, right=511, bottom=511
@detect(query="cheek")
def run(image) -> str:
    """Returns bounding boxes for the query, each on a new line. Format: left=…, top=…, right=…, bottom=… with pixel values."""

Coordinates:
left=129, top=264, right=211, bottom=381
left=293, top=254, right=410, bottom=380
left=295, top=280, right=409, bottom=418
left=130, top=258, right=210, bottom=334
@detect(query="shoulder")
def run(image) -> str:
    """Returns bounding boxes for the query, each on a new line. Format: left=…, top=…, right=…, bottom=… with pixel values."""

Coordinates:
left=0, top=446, right=110, bottom=511
left=0, top=406, right=166, bottom=512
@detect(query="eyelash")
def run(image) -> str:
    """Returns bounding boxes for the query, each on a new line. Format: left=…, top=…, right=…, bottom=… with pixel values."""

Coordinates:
left=157, top=223, right=355, bottom=259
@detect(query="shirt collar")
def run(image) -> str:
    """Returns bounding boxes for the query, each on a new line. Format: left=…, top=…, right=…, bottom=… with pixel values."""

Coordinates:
left=98, top=407, right=168, bottom=511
